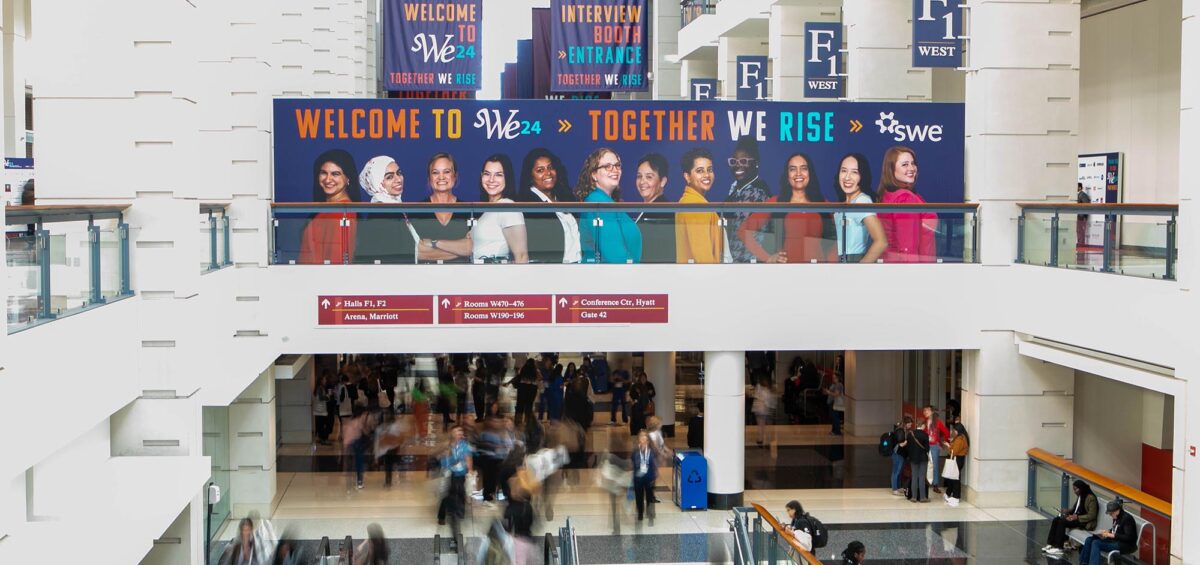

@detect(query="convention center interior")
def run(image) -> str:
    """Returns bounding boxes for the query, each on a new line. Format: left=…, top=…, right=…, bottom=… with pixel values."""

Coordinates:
left=0, top=0, right=1196, bottom=564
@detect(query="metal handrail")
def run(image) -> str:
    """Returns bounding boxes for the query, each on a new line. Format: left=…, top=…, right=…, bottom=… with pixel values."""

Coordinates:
left=271, top=201, right=980, bottom=215
left=1017, top=202, right=1178, bottom=216
left=4, top=204, right=128, bottom=224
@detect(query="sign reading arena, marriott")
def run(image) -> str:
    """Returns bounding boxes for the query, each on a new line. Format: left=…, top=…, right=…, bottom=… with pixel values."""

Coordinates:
left=317, top=295, right=434, bottom=325
left=551, top=0, right=649, bottom=92
left=383, top=0, right=482, bottom=91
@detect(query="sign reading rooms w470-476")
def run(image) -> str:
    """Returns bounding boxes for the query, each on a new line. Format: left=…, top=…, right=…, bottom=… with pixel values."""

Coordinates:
left=316, top=294, right=668, bottom=326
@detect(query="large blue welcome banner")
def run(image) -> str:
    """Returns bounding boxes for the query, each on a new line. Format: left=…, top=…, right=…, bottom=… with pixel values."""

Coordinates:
left=383, top=0, right=482, bottom=91
left=273, top=99, right=964, bottom=204
left=551, top=0, right=649, bottom=92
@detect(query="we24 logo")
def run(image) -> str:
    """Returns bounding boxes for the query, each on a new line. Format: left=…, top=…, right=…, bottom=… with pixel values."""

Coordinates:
left=874, top=112, right=944, bottom=143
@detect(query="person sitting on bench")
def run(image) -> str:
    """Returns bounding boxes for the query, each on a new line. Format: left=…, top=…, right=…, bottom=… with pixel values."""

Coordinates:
left=1080, top=500, right=1138, bottom=565
left=1043, top=480, right=1098, bottom=555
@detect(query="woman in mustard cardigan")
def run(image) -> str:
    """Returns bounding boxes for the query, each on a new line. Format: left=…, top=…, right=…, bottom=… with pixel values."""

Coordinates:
left=675, top=147, right=724, bottom=264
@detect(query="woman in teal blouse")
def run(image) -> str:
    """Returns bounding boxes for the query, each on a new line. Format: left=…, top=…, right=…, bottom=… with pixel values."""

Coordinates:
left=574, top=148, right=642, bottom=263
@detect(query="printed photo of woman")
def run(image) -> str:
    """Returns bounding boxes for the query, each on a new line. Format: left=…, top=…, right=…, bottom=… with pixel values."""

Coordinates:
left=877, top=146, right=938, bottom=263
left=675, top=148, right=724, bottom=264
left=354, top=155, right=418, bottom=264
left=633, top=153, right=676, bottom=264
left=736, top=152, right=830, bottom=264
left=832, top=153, right=887, bottom=263
left=299, top=149, right=359, bottom=264
left=411, top=152, right=473, bottom=263
left=472, top=154, right=529, bottom=263
left=516, top=148, right=582, bottom=264
left=575, top=148, right=642, bottom=264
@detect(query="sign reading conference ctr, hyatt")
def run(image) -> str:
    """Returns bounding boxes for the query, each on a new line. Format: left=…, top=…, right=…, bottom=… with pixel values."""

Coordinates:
left=555, top=294, right=668, bottom=324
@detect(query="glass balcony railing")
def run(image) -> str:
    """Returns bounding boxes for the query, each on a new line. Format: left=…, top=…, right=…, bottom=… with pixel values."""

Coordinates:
left=201, top=204, right=232, bottom=273
left=1017, top=203, right=1177, bottom=280
left=681, top=0, right=718, bottom=28
left=731, top=504, right=821, bottom=565
left=5, top=205, right=133, bottom=333
left=271, top=202, right=978, bottom=266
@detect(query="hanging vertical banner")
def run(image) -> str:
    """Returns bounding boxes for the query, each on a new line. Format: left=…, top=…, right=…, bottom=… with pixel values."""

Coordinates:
left=735, top=56, right=768, bottom=101
left=804, top=22, right=842, bottom=98
left=551, top=0, right=649, bottom=92
left=912, top=0, right=963, bottom=68
left=383, top=0, right=483, bottom=91
left=690, top=79, right=717, bottom=100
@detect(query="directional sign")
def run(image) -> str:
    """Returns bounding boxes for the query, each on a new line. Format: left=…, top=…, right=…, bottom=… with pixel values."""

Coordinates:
left=317, top=295, right=435, bottom=325
left=438, top=294, right=554, bottom=324
left=555, top=294, right=668, bottom=324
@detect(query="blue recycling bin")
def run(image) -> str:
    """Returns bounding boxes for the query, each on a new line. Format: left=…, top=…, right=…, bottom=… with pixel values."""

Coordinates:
left=673, top=450, right=707, bottom=510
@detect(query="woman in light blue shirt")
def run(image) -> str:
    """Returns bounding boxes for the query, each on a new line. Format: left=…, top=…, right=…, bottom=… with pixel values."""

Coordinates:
left=574, top=148, right=642, bottom=263
left=832, top=153, right=887, bottom=263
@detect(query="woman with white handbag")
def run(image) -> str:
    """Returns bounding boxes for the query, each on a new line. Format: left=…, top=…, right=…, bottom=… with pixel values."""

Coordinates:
left=941, top=423, right=970, bottom=506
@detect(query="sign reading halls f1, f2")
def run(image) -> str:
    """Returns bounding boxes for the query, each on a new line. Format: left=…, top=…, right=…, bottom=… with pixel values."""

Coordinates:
left=804, top=22, right=842, bottom=98
left=551, top=0, right=649, bottom=92
left=317, top=295, right=435, bottom=325
left=383, top=0, right=482, bottom=91
left=438, top=294, right=555, bottom=325
left=556, top=294, right=668, bottom=324
left=912, top=0, right=963, bottom=68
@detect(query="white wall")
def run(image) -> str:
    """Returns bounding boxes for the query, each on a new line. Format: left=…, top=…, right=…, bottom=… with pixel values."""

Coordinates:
left=1080, top=1, right=1181, bottom=206
left=1073, top=370, right=1144, bottom=488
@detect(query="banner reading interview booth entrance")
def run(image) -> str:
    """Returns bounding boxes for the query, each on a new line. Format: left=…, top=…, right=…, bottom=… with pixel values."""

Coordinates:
left=273, top=98, right=965, bottom=205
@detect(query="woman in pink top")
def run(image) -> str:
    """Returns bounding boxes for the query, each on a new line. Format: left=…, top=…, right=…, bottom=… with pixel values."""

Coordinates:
left=877, top=146, right=937, bottom=262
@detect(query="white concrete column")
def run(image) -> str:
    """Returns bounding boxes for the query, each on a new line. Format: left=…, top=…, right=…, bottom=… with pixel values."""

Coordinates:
left=645, top=351, right=677, bottom=433
left=843, top=0, right=932, bottom=101
left=704, top=351, right=744, bottom=509
left=961, top=332, right=1074, bottom=506
left=844, top=350, right=903, bottom=437
left=2, top=0, right=30, bottom=157
left=141, top=492, right=205, bottom=565
left=652, top=0, right=683, bottom=100
left=769, top=2, right=841, bottom=102
left=965, top=0, right=1079, bottom=265
left=228, top=369, right=277, bottom=517
left=1178, top=3, right=1198, bottom=562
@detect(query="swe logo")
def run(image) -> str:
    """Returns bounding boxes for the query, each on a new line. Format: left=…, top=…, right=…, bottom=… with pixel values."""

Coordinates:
left=874, top=112, right=944, bottom=143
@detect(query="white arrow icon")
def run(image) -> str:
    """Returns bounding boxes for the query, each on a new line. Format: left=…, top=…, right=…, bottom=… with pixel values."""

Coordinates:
left=558, top=297, right=568, bottom=307
left=321, top=298, right=331, bottom=309
left=441, top=298, right=451, bottom=308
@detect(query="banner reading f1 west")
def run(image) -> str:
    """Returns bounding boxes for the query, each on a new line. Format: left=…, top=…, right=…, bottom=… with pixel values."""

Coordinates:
left=383, top=0, right=482, bottom=91
left=912, top=0, right=963, bottom=68
left=551, top=0, right=649, bottom=92
left=804, top=22, right=842, bottom=98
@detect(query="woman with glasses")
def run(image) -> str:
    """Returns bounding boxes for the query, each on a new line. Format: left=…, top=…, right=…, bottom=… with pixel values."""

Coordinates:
left=472, top=154, right=529, bottom=263
left=516, top=148, right=582, bottom=263
left=723, top=136, right=773, bottom=263
left=575, top=148, right=642, bottom=263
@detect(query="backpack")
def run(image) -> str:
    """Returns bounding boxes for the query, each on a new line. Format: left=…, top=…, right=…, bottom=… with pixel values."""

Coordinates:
left=804, top=514, right=829, bottom=549
left=879, top=430, right=896, bottom=457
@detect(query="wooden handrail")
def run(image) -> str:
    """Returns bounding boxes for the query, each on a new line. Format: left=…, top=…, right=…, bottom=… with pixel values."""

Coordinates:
left=1028, top=448, right=1171, bottom=517
left=750, top=503, right=822, bottom=565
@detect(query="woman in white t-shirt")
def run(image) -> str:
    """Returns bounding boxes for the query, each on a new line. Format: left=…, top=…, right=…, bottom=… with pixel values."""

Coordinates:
left=832, top=153, right=888, bottom=263
left=473, top=154, right=529, bottom=263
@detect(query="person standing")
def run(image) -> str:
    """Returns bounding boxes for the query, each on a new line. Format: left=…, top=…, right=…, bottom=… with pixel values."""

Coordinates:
left=313, top=373, right=333, bottom=445
left=471, top=365, right=488, bottom=422
left=924, top=405, right=950, bottom=493
left=890, top=417, right=912, bottom=496
left=824, top=374, right=845, bottom=436
left=632, top=430, right=658, bottom=522
left=907, top=420, right=931, bottom=503
left=942, top=423, right=969, bottom=506
left=610, top=361, right=630, bottom=425
left=686, top=402, right=704, bottom=449
left=1076, top=182, right=1091, bottom=247
left=629, top=371, right=657, bottom=436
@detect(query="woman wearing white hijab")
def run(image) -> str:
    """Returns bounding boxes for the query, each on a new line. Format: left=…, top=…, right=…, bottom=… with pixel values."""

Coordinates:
left=360, top=156, right=405, bottom=203
left=355, top=155, right=419, bottom=263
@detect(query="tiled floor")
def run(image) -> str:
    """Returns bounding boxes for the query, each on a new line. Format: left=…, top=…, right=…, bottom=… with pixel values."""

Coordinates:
left=227, top=396, right=1075, bottom=564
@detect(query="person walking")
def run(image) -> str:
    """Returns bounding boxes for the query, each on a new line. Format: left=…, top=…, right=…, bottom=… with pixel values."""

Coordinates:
left=610, top=362, right=630, bottom=425
left=632, top=430, right=658, bottom=522
left=437, top=425, right=475, bottom=548
left=841, top=541, right=866, bottom=564
left=629, top=371, right=657, bottom=436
